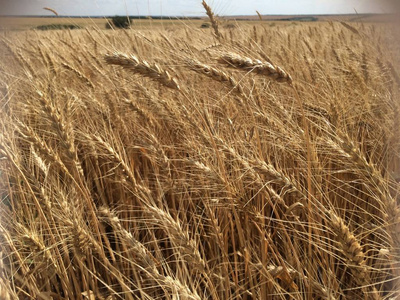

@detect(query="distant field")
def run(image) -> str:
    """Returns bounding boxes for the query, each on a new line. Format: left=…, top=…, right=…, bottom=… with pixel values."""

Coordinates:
left=232, top=13, right=397, bottom=22
left=0, top=16, right=207, bottom=31
left=0, top=13, right=394, bottom=31
left=0, top=17, right=106, bottom=30
left=0, top=16, right=309, bottom=32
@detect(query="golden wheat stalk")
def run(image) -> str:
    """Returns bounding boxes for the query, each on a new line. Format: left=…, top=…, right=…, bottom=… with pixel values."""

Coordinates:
left=104, top=52, right=180, bottom=90
left=218, top=52, right=292, bottom=83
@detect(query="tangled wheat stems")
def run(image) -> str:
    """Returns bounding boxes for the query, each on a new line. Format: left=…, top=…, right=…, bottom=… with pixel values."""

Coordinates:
left=1, top=17, right=399, bottom=299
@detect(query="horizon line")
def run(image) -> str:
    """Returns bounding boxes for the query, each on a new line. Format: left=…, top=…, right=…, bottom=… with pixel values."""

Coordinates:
left=0, top=12, right=391, bottom=18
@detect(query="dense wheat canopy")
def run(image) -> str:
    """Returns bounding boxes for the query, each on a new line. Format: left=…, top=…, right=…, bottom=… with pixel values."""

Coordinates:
left=0, top=9, right=399, bottom=300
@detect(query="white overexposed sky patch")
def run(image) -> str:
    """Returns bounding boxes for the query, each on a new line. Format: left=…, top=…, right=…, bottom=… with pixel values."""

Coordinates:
left=0, top=0, right=389, bottom=16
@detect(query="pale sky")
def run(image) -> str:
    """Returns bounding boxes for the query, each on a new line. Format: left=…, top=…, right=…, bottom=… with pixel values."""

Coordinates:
left=0, top=0, right=389, bottom=16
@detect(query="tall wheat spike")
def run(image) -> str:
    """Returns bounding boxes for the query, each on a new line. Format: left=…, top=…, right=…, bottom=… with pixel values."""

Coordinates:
left=202, top=0, right=223, bottom=40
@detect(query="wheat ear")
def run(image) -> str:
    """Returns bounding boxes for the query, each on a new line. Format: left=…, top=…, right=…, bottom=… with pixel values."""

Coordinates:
left=61, top=62, right=94, bottom=88
left=185, top=58, right=243, bottom=93
left=15, top=120, right=70, bottom=176
left=104, top=52, right=180, bottom=90
left=146, top=205, right=206, bottom=272
left=202, top=0, right=223, bottom=40
left=339, top=21, right=360, bottom=35
left=330, top=213, right=381, bottom=299
left=43, top=7, right=59, bottom=16
left=335, top=134, right=400, bottom=252
left=218, top=52, right=292, bottom=83
left=98, top=207, right=202, bottom=300
left=0, top=251, right=15, bottom=300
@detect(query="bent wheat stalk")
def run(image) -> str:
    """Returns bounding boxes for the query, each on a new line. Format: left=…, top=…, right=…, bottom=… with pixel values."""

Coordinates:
left=104, top=52, right=180, bottom=90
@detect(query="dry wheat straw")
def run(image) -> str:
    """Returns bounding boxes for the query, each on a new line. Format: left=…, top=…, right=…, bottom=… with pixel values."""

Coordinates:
left=104, top=52, right=180, bottom=90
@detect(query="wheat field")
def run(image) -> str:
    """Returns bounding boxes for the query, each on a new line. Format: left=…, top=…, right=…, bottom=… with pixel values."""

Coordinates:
left=0, top=9, right=399, bottom=300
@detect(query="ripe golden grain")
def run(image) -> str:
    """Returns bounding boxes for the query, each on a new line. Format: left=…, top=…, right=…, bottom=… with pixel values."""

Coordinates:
left=104, top=52, right=180, bottom=90
left=218, top=51, right=293, bottom=83
left=0, top=18, right=398, bottom=300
